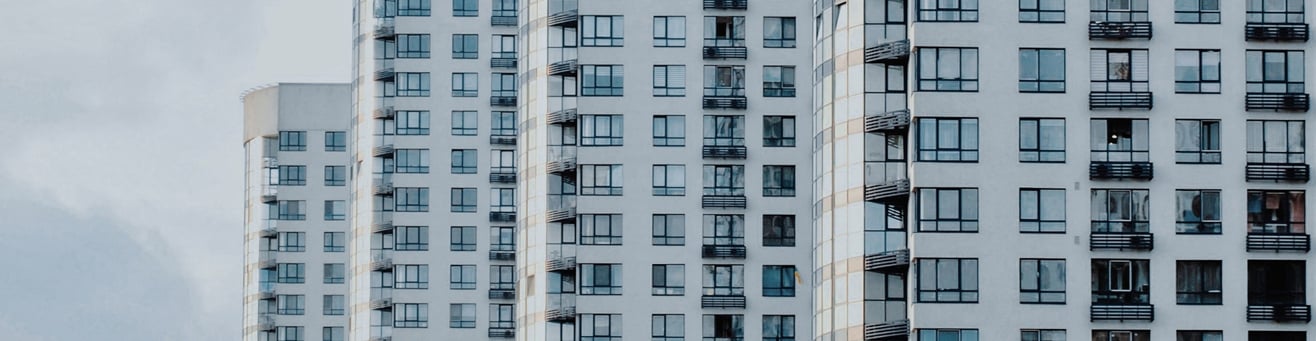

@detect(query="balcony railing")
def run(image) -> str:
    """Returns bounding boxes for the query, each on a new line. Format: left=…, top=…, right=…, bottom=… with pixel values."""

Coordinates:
left=373, top=144, right=395, bottom=157
left=370, top=252, right=393, bottom=271
left=702, top=145, right=748, bottom=159
left=1246, top=163, right=1311, bottom=182
left=702, top=195, right=747, bottom=209
left=489, top=135, right=517, bottom=145
left=703, top=46, right=748, bottom=59
left=864, top=109, right=911, bottom=133
left=373, top=106, right=395, bottom=119
left=490, top=171, right=517, bottom=184
left=547, top=10, right=578, bottom=27
left=546, top=255, right=577, bottom=272
left=1091, top=303, right=1154, bottom=321
left=704, top=0, right=748, bottom=9
left=547, top=108, right=578, bottom=125
left=864, top=39, right=910, bottom=64
left=1247, top=233, right=1311, bottom=252
left=1090, top=162, right=1154, bottom=180
left=489, top=250, right=515, bottom=261
left=489, top=327, right=516, bottom=338
left=863, top=320, right=909, bottom=341
left=1090, top=92, right=1153, bottom=110
left=489, top=289, right=516, bottom=300
left=372, top=213, right=394, bottom=233
left=490, top=58, right=517, bottom=69
left=491, top=15, right=518, bottom=27
left=865, top=179, right=911, bottom=202
left=373, top=174, right=394, bottom=196
left=547, top=150, right=577, bottom=175
left=548, top=59, right=578, bottom=76
left=864, top=249, right=911, bottom=273
left=374, top=68, right=395, bottom=81
left=1246, top=93, right=1310, bottom=112
left=1090, top=232, right=1154, bottom=251
left=490, top=96, right=517, bottom=107
left=1246, top=23, right=1310, bottom=41
left=701, top=295, right=747, bottom=308
left=1089, top=21, right=1153, bottom=39
left=1248, top=304, right=1312, bottom=322
left=369, top=297, right=393, bottom=310
left=374, top=20, right=396, bottom=40
left=258, top=251, right=277, bottom=269
left=257, top=315, right=276, bottom=331
left=703, top=96, right=748, bottom=109
left=489, top=212, right=516, bottom=223
left=702, top=245, right=748, bottom=258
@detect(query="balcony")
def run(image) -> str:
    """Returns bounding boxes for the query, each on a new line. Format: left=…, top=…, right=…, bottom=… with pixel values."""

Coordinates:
left=702, top=245, right=748, bottom=259
left=703, top=96, right=748, bottom=109
left=863, top=320, right=909, bottom=341
left=490, top=58, right=517, bottom=69
left=701, top=295, right=747, bottom=308
left=864, top=109, right=911, bottom=133
left=546, top=306, right=576, bottom=322
left=261, top=185, right=278, bottom=203
left=490, top=171, right=516, bottom=184
left=489, top=250, right=515, bottom=261
left=703, top=46, right=748, bottom=59
left=546, top=255, right=577, bottom=272
left=490, top=96, right=517, bottom=107
left=257, top=315, right=276, bottom=331
left=489, top=289, right=516, bottom=300
left=1090, top=162, right=1153, bottom=180
left=1246, top=163, right=1311, bottom=182
left=864, top=249, right=911, bottom=273
left=1090, top=232, right=1154, bottom=251
left=704, top=0, right=748, bottom=9
left=488, top=327, right=516, bottom=338
left=548, top=59, right=578, bottom=76
left=864, top=39, right=910, bottom=64
left=702, top=145, right=747, bottom=159
left=258, top=286, right=276, bottom=300
left=547, top=108, right=578, bottom=125
left=369, top=296, right=392, bottom=310
left=1248, top=304, right=1312, bottom=322
left=373, top=106, right=395, bottom=119
left=370, top=253, right=393, bottom=271
left=373, top=21, right=396, bottom=40
left=371, top=213, right=394, bottom=233
left=1246, top=93, right=1310, bottom=112
left=702, top=195, right=747, bottom=209
left=1247, top=233, right=1311, bottom=252
left=489, top=212, right=516, bottom=223
left=547, top=10, right=578, bottom=27
left=546, top=150, right=577, bottom=174
left=258, top=251, right=277, bottom=269
left=372, top=175, right=394, bottom=196
left=374, top=68, right=395, bottom=81
left=259, top=226, right=277, bottom=238
left=1088, top=21, right=1153, bottom=39
left=1091, top=303, right=1154, bottom=322
left=489, top=135, right=517, bottom=145
left=491, top=15, right=517, bottom=27
left=373, top=144, right=395, bottom=157
left=865, top=179, right=911, bottom=203
left=1090, top=92, right=1153, bottom=110
left=1246, top=23, right=1309, bottom=41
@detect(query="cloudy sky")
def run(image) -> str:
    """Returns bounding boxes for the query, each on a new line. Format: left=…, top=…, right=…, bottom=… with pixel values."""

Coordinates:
left=0, top=1, right=349, bottom=339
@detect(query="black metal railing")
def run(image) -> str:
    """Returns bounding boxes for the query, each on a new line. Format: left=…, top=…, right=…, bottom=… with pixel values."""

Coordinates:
left=865, top=180, right=911, bottom=203
left=863, top=320, right=909, bottom=340
left=490, top=58, right=517, bottom=69
left=702, top=145, right=748, bottom=159
left=1247, top=233, right=1311, bottom=252
left=703, top=96, right=749, bottom=109
left=546, top=256, right=577, bottom=272
left=1246, top=23, right=1310, bottom=41
left=704, top=0, right=748, bottom=10
left=489, top=251, right=515, bottom=261
left=547, top=108, right=578, bottom=125
left=702, top=195, right=747, bottom=208
left=548, top=59, right=578, bottom=76
left=1089, top=21, right=1153, bottom=39
left=703, top=46, right=748, bottom=59
left=702, top=245, right=748, bottom=258
left=547, top=10, right=578, bottom=27
left=489, top=212, right=516, bottom=223
left=488, top=327, right=516, bottom=338
left=1090, top=232, right=1154, bottom=250
left=701, top=295, right=747, bottom=308
left=864, top=39, right=910, bottom=64
left=489, top=135, right=517, bottom=145
left=490, top=171, right=517, bottom=184
left=546, top=306, right=576, bottom=322
left=1246, top=163, right=1310, bottom=182
left=865, top=109, right=911, bottom=133
left=864, top=249, right=911, bottom=273
left=1091, top=303, right=1154, bottom=321
left=1090, top=162, right=1154, bottom=180
left=1248, top=304, right=1312, bottom=322
left=491, top=96, right=517, bottom=107
left=1246, top=93, right=1310, bottom=111
left=491, top=15, right=517, bottom=27
left=1090, top=92, right=1153, bottom=110
left=489, top=289, right=516, bottom=300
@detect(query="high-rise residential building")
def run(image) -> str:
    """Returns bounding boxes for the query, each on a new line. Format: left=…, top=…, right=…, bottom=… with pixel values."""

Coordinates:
left=242, top=83, right=353, bottom=341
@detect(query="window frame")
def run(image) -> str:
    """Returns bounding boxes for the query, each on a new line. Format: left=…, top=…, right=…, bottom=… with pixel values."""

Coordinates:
left=1176, top=260, right=1223, bottom=305
left=653, top=115, right=686, bottom=146
left=449, top=264, right=477, bottom=290
left=1019, top=0, right=1065, bottom=23
left=1175, top=49, right=1222, bottom=93
left=763, top=17, right=797, bottom=48
left=763, top=215, right=796, bottom=247
left=1019, top=48, right=1066, bottom=93
left=653, top=65, right=687, bottom=97
left=582, top=65, right=625, bottom=96
left=762, top=265, right=797, bottom=297
left=580, top=263, right=623, bottom=295
left=449, top=187, right=475, bottom=212
left=1175, top=0, right=1221, bottom=23
left=1175, top=119, right=1221, bottom=164
left=917, top=117, right=979, bottom=162
left=916, top=258, right=980, bottom=303
left=652, top=214, right=686, bottom=246
left=1020, top=258, right=1067, bottom=304
left=653, top=16, right=686, bottom=47
left=918, top=0, right=980, bottom=22
left=917, top=47, right=979, bottom=92
left=1019, top=188, right=1066, bottom=233
left=1176, top=189, right=1221, bottom=234
left=450, top=226, right=476, bottom=251
left=1019, top=118, right=1066, bottom=163
left=917, top=188, right=980, bottom=232
left=652, top=264, right=686, bottom=296
left=652, top=164, right=686, bottom=196
left=582, top=15, right=625, bottom=47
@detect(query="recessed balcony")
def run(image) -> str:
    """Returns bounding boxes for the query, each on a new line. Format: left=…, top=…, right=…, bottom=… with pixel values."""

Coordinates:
left=1090, top=162, right=1153, bottom=180
left=1088, top=21, right=1152, bottom=39
left=1246, top=23, right=1309, bottom=41
left=1246, top=163, right=1310, bottom=182
left=864, top=39, right=910, bottom=64
left=1246, top=93, right=1310, bottom=112
left=864, top=109, right=910, bottom=133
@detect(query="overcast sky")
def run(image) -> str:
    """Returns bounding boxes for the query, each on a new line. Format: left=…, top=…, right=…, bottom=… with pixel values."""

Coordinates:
left=0, top=1, right=350, bottom=339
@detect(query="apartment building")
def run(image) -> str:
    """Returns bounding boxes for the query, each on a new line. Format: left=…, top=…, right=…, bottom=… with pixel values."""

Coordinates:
left=242, top=83, right=353, bottom=341
left=814, top=0, right=1312, bottom=340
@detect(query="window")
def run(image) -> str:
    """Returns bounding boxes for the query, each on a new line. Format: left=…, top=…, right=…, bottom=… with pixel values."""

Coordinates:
left=763, top=315, right=795, bottom=341
left=323, top=263, right=345, bottom=284
left=277, top=294, right=305, bottom=315
left=1092, top=189, right=1150, bottom=234
left=917, top=258, right=979, bottom=303
left=491, top=111, right=515, bottom=137
left=580, top=165, right=623, bottom=196
left=1091, top=0, right=1149, bottom=22
left=398, top=34, right=431, bottom=58
left=1175, top=50, right=1221, bottom=93
left=323, top=200, right=346, bottom=221
left=1176, top=190, right=1221, bottom=234
left=1020, top=259, right=1066, bottom=304
left=279, top=165, right=306, bottom=186
left=762, top=166, right=796, bottom=197
left=391, top=149, right=430, bottom=174
left=278, top=131, right=306, bottom=151
left=918, top=330, right=979, bottom=341
left=582, top=65, right=624, bottom=96
left=398, top=0, right=432, bottom=16
left=492, top=34, right=516, bottom=60
left=490, top=188, right=515, bottom=216
left=582, top=16, right=624, bottom=46
left=1177, top=261, right=1222, bottom=304
left=1019, top=0, right=1064, bottom=23
left=323, top=232, right=345, bottom=252
left=452, top=0, right=476, bottom=16
left=763, top=265, right=797, bottom=297
left=396, top=187, right=430, bottom=212
left=653, top=115, right=686, bottom=146
left=397, top=72, right=431, bottom=97
left=396, top=226, right=429, bottom=251
left=491, top=265, right=515, bottom=290
left=581, top=115, right=623, bottom=146
left=581, top=214, right=623, bottom=245
left=704, top=65, right=746, bottom=97
left=703, top=165, right=745, bottom=196
left=653, top=65, right=686, bottom=97
left=582, top=264, right=623, bottom=295
left=704, top=16, right=746, bottom=47
left=450, top=226, right=476, bottom=251
left=396, top=264, right=430, bottom=289
left=918, top=47, right=978, bottom=91
left=491, top=0, right=514, bottom=18
left=762, top=66, right=796, bottom=97
left=1091, top=118, right=1150, bottom=162
left=763, top=215, right=796, bottom=246
left=1248, top=260, right=1306, bottom=310
left=763, top=17, right=796, bottom=48
left=652, top=314, right=685, bottom=340
left=917, top=188, right=979, bottom=232
left=322, top=327, right=345, bottom=341
left=492, top=73, right=516, bottom=98
left=1246, top=50, right=1305, bottom=93
left=1247, top=190, right=1306, bottom=234
left=451, top=73, right=477, bottom=97
left=450, top=110, right=477, bottom=136
left=1248, top=120, right=1305, bottom=163
left=1094, top=331, right=1149, bottom=341
left=276, top=263, right=305, bottom=283
left=324, top=131, right=346, bottom=151
left=1020, top=189, right=1065, bottom=233
left=1019, top=48, right=1065, bottom=92
left=1019, top=118, right=1065, bottom=162
left=449, top=188, right=476, bottom=212
left=1175, top=120, right=1221, bottom=164
left=653, top=214, right=686, bottom=245
left=1177, top=331, right=1223, bottom=341
left=278, top=232, right=306, bottom=252
left=653, top=264, right=685, bottom=296
left=580, top=314, right=623, bottom=340
left=763, top=116, right=796, bottom=147
left=397, top=110, right=430, bottom=135
left=703, top=264, right=745, bottom=296
left=451, top=34, right=478, bottom=59
left=653, top=16, right=686, bottom=47
left=1247, top=0, right=1305, bottom=23
left=448, top=149, right=476, bottom=174
left=704, top=115, right=745, bottom=147
left=448, top=303, right=475, bottom=328
left=1092, top=259, right=1151, bottom=304
left=919, top=0, right=979, bottom=21
left=1091, top=49, right=1149, bottom=92
left=1176, top=0, right=1220, bottom=23
left=1021, top=329, right=1066, bottom=341
left=449, top=265, right=476, bottom=289
left=652, top=165, right=686, bottom=196
left=703, top=314, right=744, bottom=341
left=274, top=200, right=307, bottom=220
left=276, top=326, right=304, bottom=341
left=324, top=166, right=346, bottom=186
left=489, top=304, right=515, bottom=330
left=917, top=117, right=979, bottom=161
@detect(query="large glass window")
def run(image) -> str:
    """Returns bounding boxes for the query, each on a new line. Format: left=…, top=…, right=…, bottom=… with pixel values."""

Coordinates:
left=1246, top=50, right=1305, bottom=93
left=1091, top=49, right=1149, bottom=92
left=451, top=34, right=477, bottom=59
left=395, top=149, right=430, bottom=173
left=702, top=214, right=744, bottom=247
left=916, top=258, right=979, bottom=303
left=1176, top=0, right=1220, bottom=23
left=1020, top=259, right=1066, bottom=304
left=1092, top=259, right=1151, bottom=305
left=277, top=294, right=305, bottom=315
left=449, top=303, right=475, bottom=328
left=1247, top=0, right=1306, bottom=23
left=451, top=73, right=477, bottom=97
left=1091, top=0, right=1149, bottom=22
left=653, top=115, right=686, bottom=146
left=918, top=47, right=979, bottom=91
left=703, top=264, right=745, bottom=296
left=763, top=215, right=795, bottom=246
left=1091, top=118, right=1150, bottom=162
left=397, top=0, right=432, bottom=16
left=1019, top=118, right=1065, bottom=162
left=450, top=264, right=476, bottom=289
left=580, top=214, right=623, bottom=245
left=279, top=131, right=306, bottom=151
left=582, top=65, right=624, bottom=96
left=491, top=111, right=515, bottom=137
left=762, top=315, right=795, bottom=341
left=763, top=17, right=796, bottom=48
left=449, top=188, right=475, bottom=212
left=397, top=72, right=431, bottom=97
left=581, top=264, right=623, bottom=295
left=396, top=264, right=430, bottom=289
left=1020, top=188, right=1065, bottom=233
left=1175, top=120, right=1221, bottom=164
left=324, top=131, right=347, bottom=151
left=652, top=314, right=685, bottom=340
left=1177, top=331, right=1223, bottom=341
left=324, top=166, right=346, bottom=186
left=703, top=314, right=744, bottom=341
left=1019, top=0, right=1064, bottom=23
left=1175, top=50, right=1221, bottom=93
left=704, top=65, right=746, bottom=97
left=396, top=226, right=429, bottom=251
left=323, top=200, right=346, bottom=221
left=703, top=165, right=745, bottom=196
left=1021, top=330, right=1066, bottom=341
left=653, top=16, right=686, bottom=47
left=580, top=314, right=623, bottom=340
left=582, top=16, right=624, bottom=46
left=763, top=66, right=796, bottom=97
left=703, top=16, right=746, bottom=47
left=452, top=0, right=477, bottom=16
left=762, top=165, right=796, bottom=197
left=653, top=65, right=687, bottom=97
left=279, top=165, right=306, bottom=186
left=763, top=116, right=796, bottom=147
left=1019, top=48, right=1065, bottom=92
left=1177, top=260, right=1222, bottom=305
left=652, top=165, right=686, bottom=196
left=762, top=265, right=797, bottom=297
left=653, top=214, right=686, bottom=246
left=652, top=264, right=685, bottom=296
left=917, top=117, right=979, bottom=161
left=1246, top=120, right=1305, bottom=163
left=451, top=110, right=477, bottom=136
left=1176, top=190, right=1221, bottom=234
left=581, top=165, right=623, bottom=196
left=918, top=188, right=979, bottom=232
left=450, top=226, right=476, bottom=251
left=918, top=0, right=979, bottom=22
left=1091, top=189, right=1150, bottom=233
left=581, top=115, right=623, bottom=146
left=396, top=110, right=430, bottom=135
left=1247, top=190, right=1306, bottom=234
